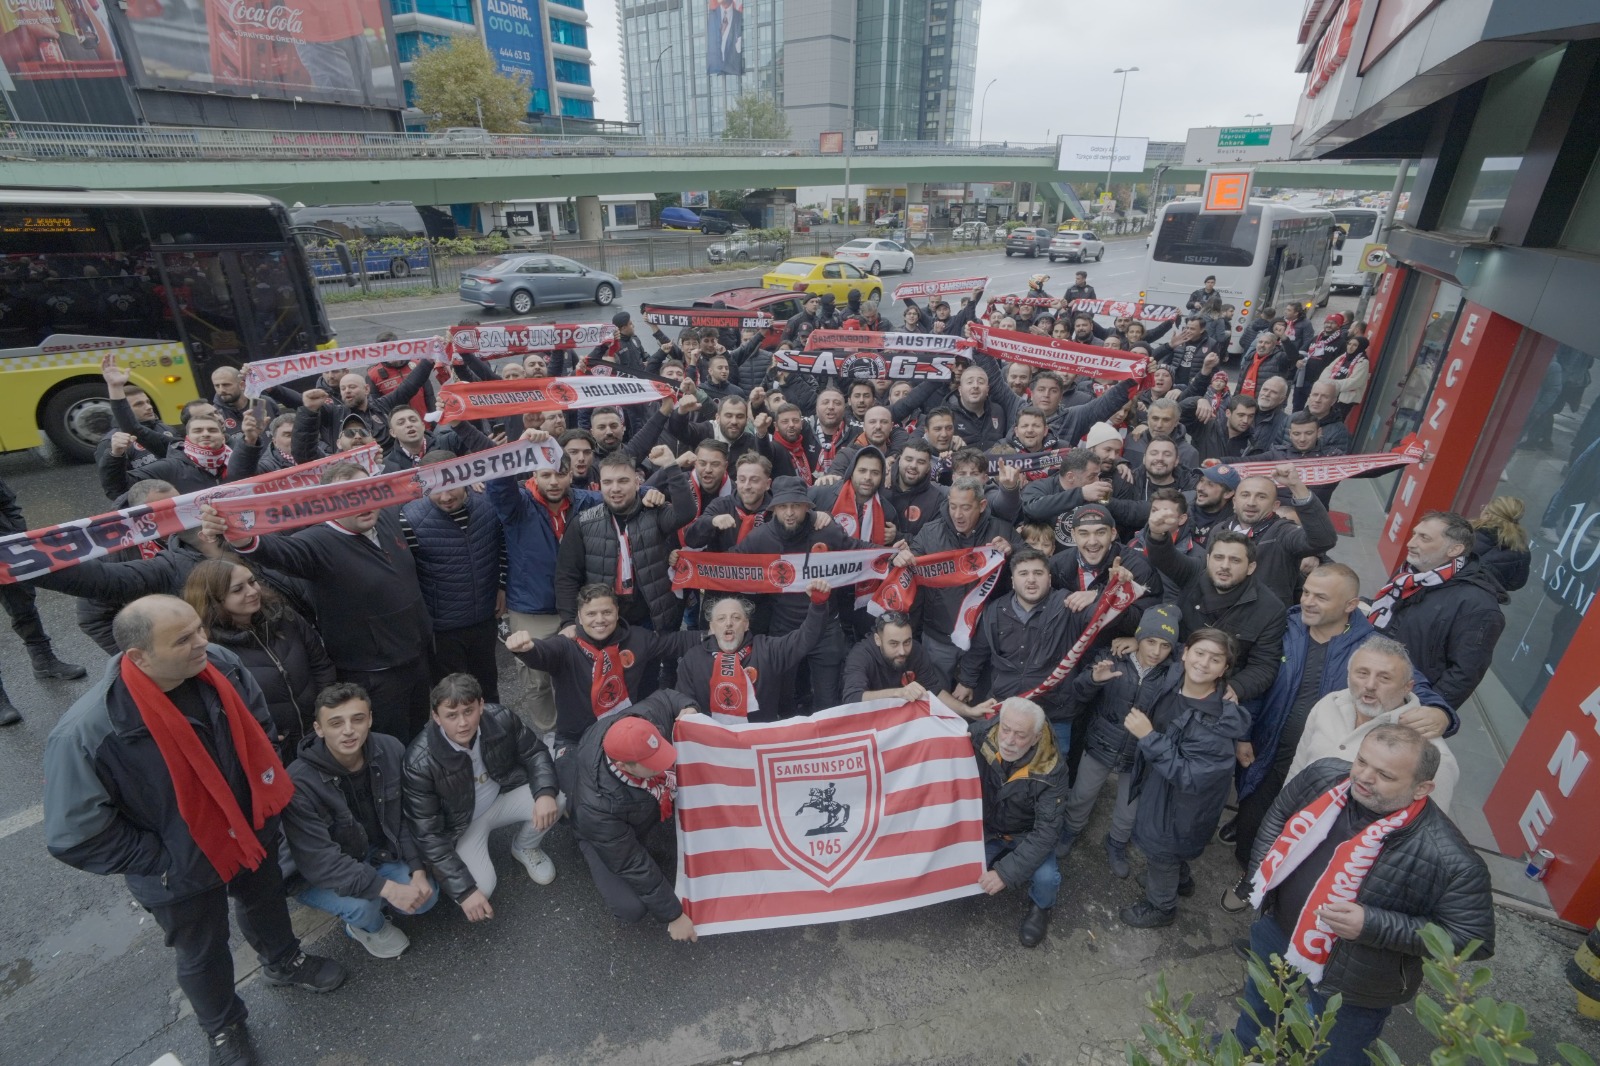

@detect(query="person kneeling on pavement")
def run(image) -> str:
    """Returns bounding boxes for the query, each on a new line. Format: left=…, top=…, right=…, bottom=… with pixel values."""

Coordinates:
left=971, top=697, right=1067, bottom=949
left=403, top=672, right=562, bottom=923
left=283, top=683, right=437, bottom=959
left=1121, top=627, right=1252, bottom=928
left=574, top=689, right=701, bottom=941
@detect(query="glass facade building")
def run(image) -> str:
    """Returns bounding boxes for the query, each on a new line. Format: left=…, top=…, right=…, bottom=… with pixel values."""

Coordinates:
left=619, top=0, right=785, bottom=142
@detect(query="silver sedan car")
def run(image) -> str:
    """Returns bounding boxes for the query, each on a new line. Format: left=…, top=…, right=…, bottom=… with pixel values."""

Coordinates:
left=458, top=253, right=621, bottom=315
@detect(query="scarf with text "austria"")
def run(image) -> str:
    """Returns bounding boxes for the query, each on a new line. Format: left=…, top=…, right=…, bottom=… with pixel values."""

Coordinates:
left=573, top=635, right=633, bottom=716
left=608, top=756, right=676, bottom=820
left=1365, top=555, right=1467, bottom=629
left=868, top=546, right=1007, bottom=650
left=1248, top=779, right=1429, bottom=982
left=1017, top=573, right=1147, bottom=699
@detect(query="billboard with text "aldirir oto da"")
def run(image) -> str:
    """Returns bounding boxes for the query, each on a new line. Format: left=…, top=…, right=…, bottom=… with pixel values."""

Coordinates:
left=481, top=0, right=547, bottom=112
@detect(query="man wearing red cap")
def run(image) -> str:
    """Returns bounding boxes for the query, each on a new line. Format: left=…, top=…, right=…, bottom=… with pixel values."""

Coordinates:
left=573, top=689, right=702, bottom=940
left=1294, top=312, right=1349, bottom=410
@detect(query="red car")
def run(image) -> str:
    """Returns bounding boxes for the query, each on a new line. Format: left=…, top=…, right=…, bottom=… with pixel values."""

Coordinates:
left=696, top=287, right=810, bottom=347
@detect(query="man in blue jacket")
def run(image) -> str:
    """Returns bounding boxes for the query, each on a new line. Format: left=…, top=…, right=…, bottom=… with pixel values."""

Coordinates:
left=1221, top=562, right=1457, bottom=886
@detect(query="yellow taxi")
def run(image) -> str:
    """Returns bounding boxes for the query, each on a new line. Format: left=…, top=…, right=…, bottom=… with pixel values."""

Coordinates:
left=760, top=257, right=883, bottom=302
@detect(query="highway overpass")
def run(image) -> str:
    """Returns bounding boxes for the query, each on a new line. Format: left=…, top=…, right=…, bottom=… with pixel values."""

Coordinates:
left=0, top=123, right=1407, bottom=206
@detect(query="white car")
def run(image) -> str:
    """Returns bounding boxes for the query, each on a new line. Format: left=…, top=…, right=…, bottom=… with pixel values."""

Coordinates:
left=834, top=237, right=914, bottom=275
left=1048, top=229, right=1105, bottom=263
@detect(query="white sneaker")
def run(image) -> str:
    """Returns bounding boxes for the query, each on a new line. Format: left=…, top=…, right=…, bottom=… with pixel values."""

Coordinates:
left=345, top=918, right=410, bottom=959
left=512, top=845, right=556, bottom=886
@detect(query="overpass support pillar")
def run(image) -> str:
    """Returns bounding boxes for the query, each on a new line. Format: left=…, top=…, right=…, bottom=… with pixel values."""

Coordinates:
left=576, top=195, right=605, bottom=241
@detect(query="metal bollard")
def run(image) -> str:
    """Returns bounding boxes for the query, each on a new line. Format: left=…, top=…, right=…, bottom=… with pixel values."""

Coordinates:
left=1569, top=921, right=1600, bottom=1020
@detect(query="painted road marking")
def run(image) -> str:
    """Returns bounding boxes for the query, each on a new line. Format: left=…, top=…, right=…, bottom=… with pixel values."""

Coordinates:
left=0, top=804, right=45, bottom=840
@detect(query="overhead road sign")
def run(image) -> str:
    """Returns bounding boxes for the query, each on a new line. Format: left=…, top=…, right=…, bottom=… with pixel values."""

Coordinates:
left=1184, top=125, right=1295, bottom=165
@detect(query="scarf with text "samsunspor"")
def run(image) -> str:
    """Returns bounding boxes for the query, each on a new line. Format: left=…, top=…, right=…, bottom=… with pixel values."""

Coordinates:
left=868, top=547, right=1007, bottom=650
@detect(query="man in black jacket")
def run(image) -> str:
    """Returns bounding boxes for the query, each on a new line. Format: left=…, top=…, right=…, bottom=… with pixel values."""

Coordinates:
left=573, top=689, right=701, bottom=939
left=906, top=475, right=1019, bottom=681
left=882, top=438, right=948, bottom=540
left=1062, top=271, right=1096, bottom=303
left=0, top=477, right=85, bottom=725
left=1183, top=392, right=1260, bottom=463
left=1144, top=522, right=1287, bottom=704
left=674, top=582, right=828, bottom=720
left=682, top=451, right=772, bottom=552
left=971, top=697, right=1067, bottom=947
left=44, top=597, right=345, bottom=1065
left=402, top=672, right=561, bottom=924
left=1368, top=512, right=1507, bottom=708
left=285, top=683, right=436, bottom=959
left=1216, top=468, right=1338, bottom=605
left=841, top=611, right=953, bottom=705
left=1233, top=727, right=1493, bottom=1062
left=296, top=359, right=437, bottom=454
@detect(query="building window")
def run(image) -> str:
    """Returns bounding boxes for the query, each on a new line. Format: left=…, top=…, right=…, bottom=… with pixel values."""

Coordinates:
left=549, top=17, right=589, bottom=48
left=391, top=0, right=475, bottom=20
left=1560, top=147, right=1600, bottom=254
left=613, top=204, right=638, bottom=226
left=931, top=23, right=946, bottom=37
left=560, top=96, right=595, bottom=119
left=1437, top=48, right=1564, bottom=239
left=531, top=88, right=550, bottom=114
left=928, top=46, right=945, bottom=58
left=396, top=31, right=454, bottom=63
left=554, top=58, right=592, bottom=86
left=1356, top=275, right=1463, bottom=455
left=547, top=0, right=585, bottom=7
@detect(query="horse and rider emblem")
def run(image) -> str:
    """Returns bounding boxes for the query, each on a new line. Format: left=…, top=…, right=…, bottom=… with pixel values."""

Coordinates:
left=755, top=733, right=882, bottom=888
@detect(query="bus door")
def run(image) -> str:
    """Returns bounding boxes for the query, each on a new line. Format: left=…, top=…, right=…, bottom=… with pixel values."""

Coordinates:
left=156, top=246, right=316, bottom=373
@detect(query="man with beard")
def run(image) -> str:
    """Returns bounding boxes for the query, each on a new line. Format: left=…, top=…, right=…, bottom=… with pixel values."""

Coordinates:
left=1150, top=316, right=1218, bottom=387
left=1237, top=334, right=1295, bottom=400
left=1263, top=411, right=1347, bottom=508
left=1143, top=519, right=1287, bottom=704
left=883, top=438, right=948, bottom=539
left=1127, top=397, right=1199, bottom=469
left=756, top=403, right=821, bottom=484
left=1021, top=448, right=1140, bottom=529
left=842, top=611, right=956, bottom=704
left=555, top=453, right=698, bottom=640
left=823, top=406, right=908, bottom=477
left=698, top=351, right=748, bottom=407
left=1189, top=464, right=1239, bottom=536
left=1007, top=408, right=1060, bottom=478
left=1184, top=391, right=1259, bottom=463
left=656, top=439, right=731, bottom=541
left=210, top=366, right=290, bottom=436
left=808, top=387, right=852, bottom=473
left=811, top=446, right=898, bottom=545
left=946, top=364, right=1009, bottom=449
left=1130, top=437, right=1196, bottom=498
left=684, top=451, right=774, bottom=552
left=589, top=401, right=671, bottom=466
left=732, top=477, right=887, bottom=710
left=902, top=476, right=1018, bottom=682
left=381, top=407, right=462, bottom=473
left=673, top=581, right=830, bottom=721
left=670, top=393, right=759, bottom=458
left=1248, top=376, right=1293, bottom=453
left=1047, top=503, right=1156, bottom=634
left=1123, top=489, right=1203, bottom=601
left=1221, top=469, right=1338, bottom=606
left=304, top=362, right=436, bottom=454
left=784, top=295, right=825, bottom=343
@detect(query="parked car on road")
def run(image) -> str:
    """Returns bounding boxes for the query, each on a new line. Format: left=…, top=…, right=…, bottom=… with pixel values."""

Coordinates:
left=488, top=225, right=543, bottom=250
left=1048, top=229, right=1105, bottom=263
left=834, top=238, right=914, bottom=275
left=1004, top=227, right=1055, bottom=258
left=760, top=257, right=882, bottom=302
left=660, top=206, right=701, bottom=230
left=951, top=221, right=992, bottom=242
left=459, top=253, right=620, bottom=315
left=873, top=212, right=902, bottom=227
left=707, top=233, right=787, bottom=264
left=697, top=287, right=809, bottom=347
left=698, top=207, right=749, bottom=235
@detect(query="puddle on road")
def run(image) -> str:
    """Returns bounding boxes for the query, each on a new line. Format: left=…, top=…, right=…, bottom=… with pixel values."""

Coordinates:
left=31, top=904, right=147, bottom=970
left=0, top=958, right=35, bottom=999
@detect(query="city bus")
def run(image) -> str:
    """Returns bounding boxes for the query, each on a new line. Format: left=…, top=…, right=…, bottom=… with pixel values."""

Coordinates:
left=0, top=188, right=337, bottom=461
left=1329, top=206, right=1382, bottom=291
left=1138, top=198, right=1337, bottom=353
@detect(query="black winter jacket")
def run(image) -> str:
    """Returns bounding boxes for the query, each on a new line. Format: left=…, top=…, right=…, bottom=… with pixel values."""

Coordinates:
left=510, top=621, right=697, bottom=740
left=1371, top=559, right=1507, bottom=708
left=1073, top=652, right=1173, bottom=774
left=969, top=716, right=1067, bottom=888
left=674, top=597, right=826, bottom=720
left=731, top=510, right=880, bottom=633
left=1211, top=496, right=1338, bottom=607
left=909, top=509, right=1018, bottom=645
left=554, top=467, right=696, bottom=633
left=402, top=702, right=558, bottom=902
left=959, top=592, right=1083, bottom=720
left=841, top=635, right=947, bottom=703
left=206, top=607, right=336, bottom=757
left=283, top=731, right=423, bottom=900
left=1254, top=758, right=1494, bottom=1008
left=1470, top=529, right=1530, bottom=593
left=573, top=690, right=693, bottom=923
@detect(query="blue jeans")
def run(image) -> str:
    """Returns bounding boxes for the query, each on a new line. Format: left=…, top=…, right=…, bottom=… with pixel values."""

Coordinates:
left=1233, top=916, right=1393, bottom=1064
left=297, top=860, right=438, bottom=933
left=984, top=838, right=1061, bottom=910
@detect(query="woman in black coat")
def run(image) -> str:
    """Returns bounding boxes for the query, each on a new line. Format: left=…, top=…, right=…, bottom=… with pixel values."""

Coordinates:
left=183, top=558, right=336, bottom=758
left=1470, top=496, right=1531, bottom=593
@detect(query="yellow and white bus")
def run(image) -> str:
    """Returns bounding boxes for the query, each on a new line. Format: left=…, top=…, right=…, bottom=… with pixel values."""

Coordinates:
left=0, top=189, right=337, bottom=461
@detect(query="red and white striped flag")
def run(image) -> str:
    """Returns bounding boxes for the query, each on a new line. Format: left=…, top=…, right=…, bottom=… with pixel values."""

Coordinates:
left=674, top=696, right=986, bottom=935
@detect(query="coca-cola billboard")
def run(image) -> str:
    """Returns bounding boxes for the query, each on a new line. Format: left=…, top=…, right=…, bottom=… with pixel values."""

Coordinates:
left=0, top=0, right=126, bottom=80
left=122, top=0, right=402, bottom=108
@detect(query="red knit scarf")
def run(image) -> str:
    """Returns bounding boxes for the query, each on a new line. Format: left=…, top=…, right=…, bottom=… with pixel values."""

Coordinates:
left=119, top=657, right=292, bottom=881
left=774, top=431, right=814, bottom=485
left=183, top=439, right=232, bottom=478
left=607, top=757, right=676, bottom=820
left=831, top=484, right=885, bottom=543
left=708, top=643, right=758, bottom=721
left=531, top=491, right=571, bottom=541
left=573, top=635, right=633, bottom=715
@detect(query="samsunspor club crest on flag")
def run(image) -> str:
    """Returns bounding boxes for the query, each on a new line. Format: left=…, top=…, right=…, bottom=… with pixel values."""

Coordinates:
left=756, top=734, right=883, bottom=888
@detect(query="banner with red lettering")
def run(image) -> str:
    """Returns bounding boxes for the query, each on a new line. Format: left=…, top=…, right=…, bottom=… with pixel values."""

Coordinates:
left=640, top=304, right=773, bottom=331
left=671, top=549, right=895, bottom=595
left=868, top=547, right=1007, bottom=649
left=242, top=338, right=445, bottom=397
left=985, top=295, right=1058, bottom=314
left=674, top=695, right=985, bottom=935
left=1067, top=299, right=1182, bottom=322
left=1017, top=574, right=1147, bottom=699
left=1214, top=436, right=1426, bottom=486
left=434, top=375, right=677, bottom=424
left=971, top=324, right=1150, bottom=384
left=212, top=438, right=562, bottom=538
left=0, top=446, right=380, bottom=585
left=891, top=277, right=988, bottom=301
left=770, top=350, right=958, bottom=381
left=448, top=323, right=617, bottom=359
left=804, top=330, right=972, bottom=354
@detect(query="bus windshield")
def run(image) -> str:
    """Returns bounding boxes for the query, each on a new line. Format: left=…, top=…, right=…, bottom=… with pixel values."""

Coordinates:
left=1333, top=210, right=1379, bottom=240
left=1152, top=205, right=1264, bottom=268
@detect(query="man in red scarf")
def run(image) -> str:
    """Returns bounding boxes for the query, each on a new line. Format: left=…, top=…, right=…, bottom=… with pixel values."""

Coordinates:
left=44, top=596, right=345, bottom=1066
left=683, top=451, right=773, bottom=552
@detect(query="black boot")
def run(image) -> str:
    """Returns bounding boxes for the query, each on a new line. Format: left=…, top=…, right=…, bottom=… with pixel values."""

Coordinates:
left=1019, top=903, right=1051, bottom=947
left=0, top=685, right=20, bottom=727
left=30, top=645, right=86, bottom=681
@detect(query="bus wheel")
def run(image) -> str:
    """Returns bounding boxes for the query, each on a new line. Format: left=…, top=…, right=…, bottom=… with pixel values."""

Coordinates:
left=42, top=382, right=111, bottom=463
left=389, top=257, right=412, bottom=278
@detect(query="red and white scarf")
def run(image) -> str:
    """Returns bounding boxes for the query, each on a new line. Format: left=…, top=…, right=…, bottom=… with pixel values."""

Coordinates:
left=607, top=757, right=677, bottom=820
left=1018, top=573, right=1146, bottom=699
left=572, top=635, right=633, bottom=716
left=1248, top=779, right=1429, bottom=982
left=816, top=422, right=846, bottom=470
left=688, top=473, right=731, bottom=515
left=183, top=439, right=233, bottom=478
left=708, top=643, right=759, bottom=722
left=831, top=485, right=885, bottom=544
left=868, top=546, right=1007, bottom=650
left=613, top=515, right=635, bottom=595
left=1365, top=556, right=1467, bottom=629
left=773, top=432, right=814, bottom=485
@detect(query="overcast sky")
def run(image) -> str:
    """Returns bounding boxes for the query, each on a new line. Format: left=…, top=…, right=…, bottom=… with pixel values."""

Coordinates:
left=581, top=0, right=1309, bottom=142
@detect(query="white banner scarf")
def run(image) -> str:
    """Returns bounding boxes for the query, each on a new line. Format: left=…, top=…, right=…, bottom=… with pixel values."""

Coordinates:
left=891, top=276, right=988, bottom=301
left=673, top=695, right=986, bottom=935
left=447, top=322, right=617, bottom=358
left=804, top=329, right=973, bottom=354
left=1066, top=298, right=1183, bottom=322
left=670, top=548, right=896, bottom=595
left=242, top=337, right=445, bottom=396
left=867, top=547, right=1008, bottom=650
left=1218, top=436, right=1425, bottom=488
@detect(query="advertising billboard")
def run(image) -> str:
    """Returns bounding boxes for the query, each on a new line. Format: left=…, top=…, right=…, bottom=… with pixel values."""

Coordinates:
left=706, top=0, right=743, bottom=76
left=0, top=0, right=126, bottom=79
left=123, top=0, right=402, bottom=108
left=481, top=0, right=547, bottom=111
left=1056, top=134, right=1149, bottom=173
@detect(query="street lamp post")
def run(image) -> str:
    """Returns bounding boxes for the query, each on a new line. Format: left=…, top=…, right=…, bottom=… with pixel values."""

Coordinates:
left=1244, top=112, right=1265, bottom=124
left=970, top=78, right=997, bottom=221
left=1106, top=67, right=1138, bottom=222
left=652, top=44, right=673, bottom=142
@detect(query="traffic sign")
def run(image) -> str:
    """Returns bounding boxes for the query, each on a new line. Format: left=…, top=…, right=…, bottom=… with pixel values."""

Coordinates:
left=1217, top=126, right=1273, bottom=147
left=1201, top=170, right=1252, bottom=214
left=1360, top=243, right=1389, bottom=272
left=1182, top=124, right=1294, bottom=165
